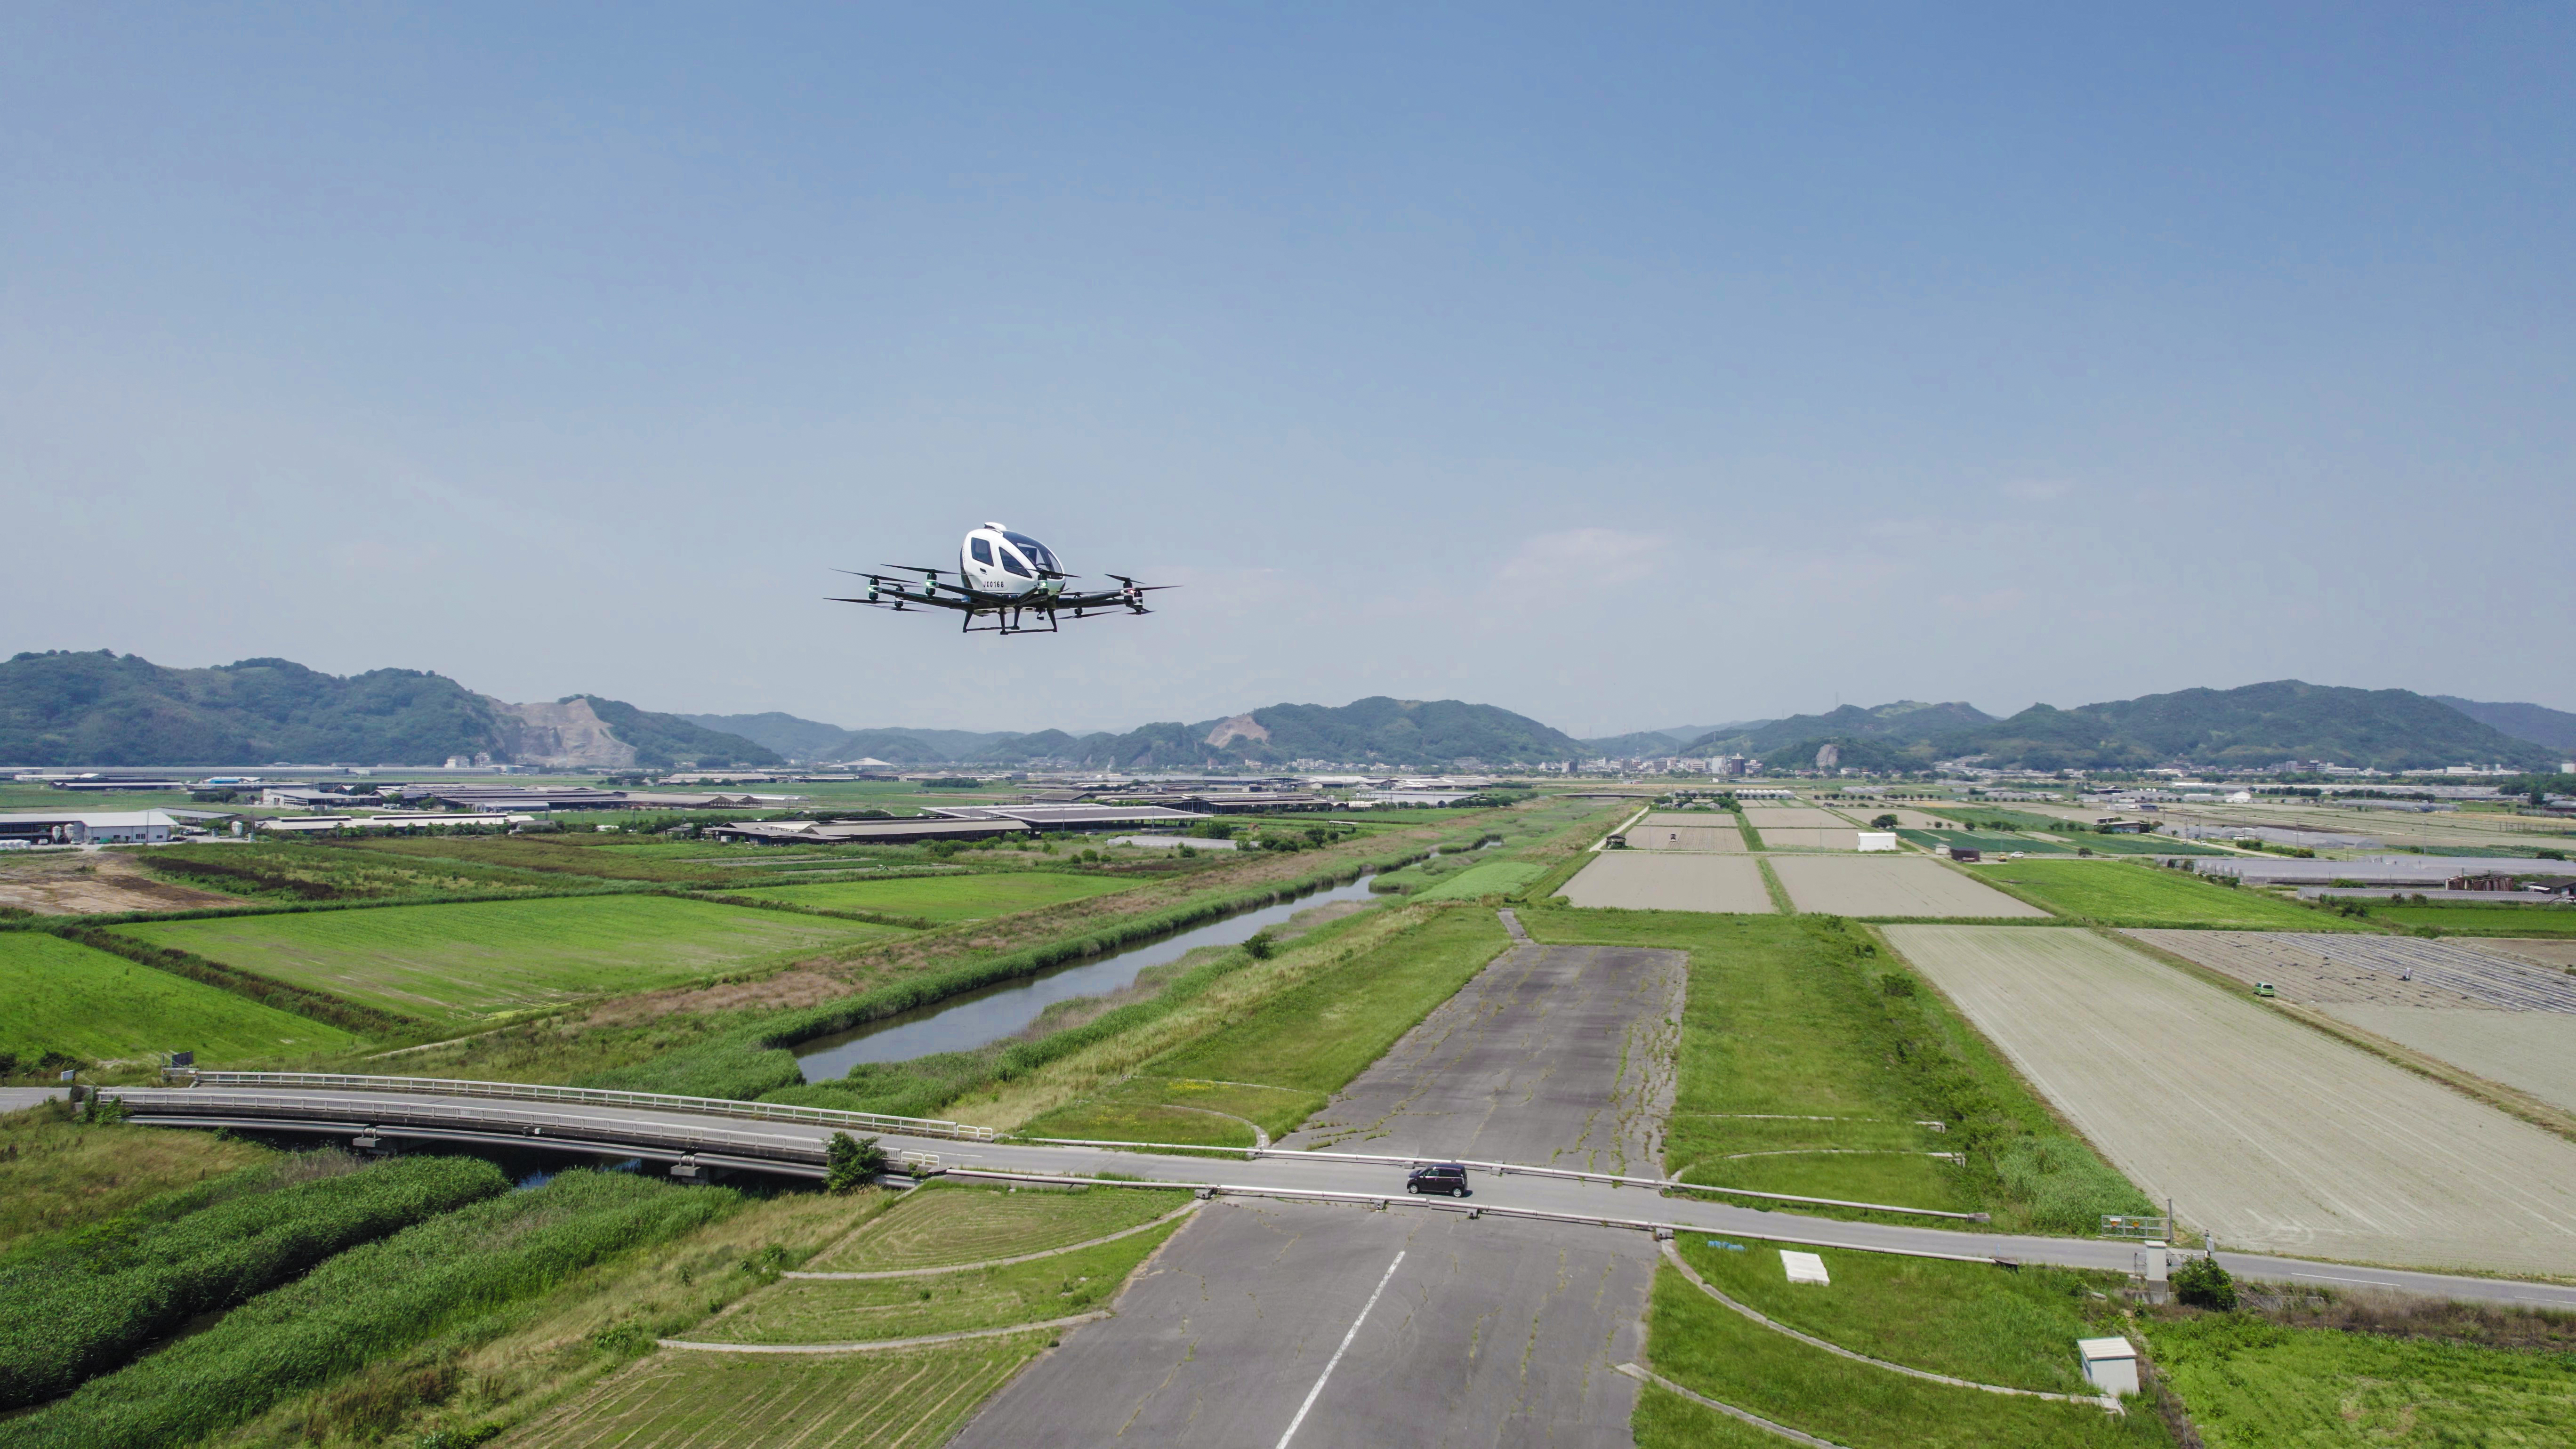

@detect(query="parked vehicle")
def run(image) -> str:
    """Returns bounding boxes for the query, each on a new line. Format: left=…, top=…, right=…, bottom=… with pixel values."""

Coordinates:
left=1406, top=1163, right=1470, bottom=1198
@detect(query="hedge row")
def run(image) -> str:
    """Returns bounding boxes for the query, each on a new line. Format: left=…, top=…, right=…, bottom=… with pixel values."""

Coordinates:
left=0, top=1170, right=734, bottom=1449
left=50, top=926, right=422, bottom=1038
left=0, top=1155, right=509, bottom=1409
left=578, top=850, right=1430, bottom=1102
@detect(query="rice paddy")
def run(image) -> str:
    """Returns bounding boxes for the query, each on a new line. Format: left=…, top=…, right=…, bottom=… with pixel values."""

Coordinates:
left=1561, top=853, right=1775, bottom=912
left=734, top=871, right=1145, bottom=922
left=1970, top=859, right=2367, bottom=929
left=121, top=895, right=897, bottom=1022
left=0, top=930, right=364, bottom=1063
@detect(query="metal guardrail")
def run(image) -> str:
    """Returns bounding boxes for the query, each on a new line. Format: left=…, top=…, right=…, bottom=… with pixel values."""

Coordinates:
left=163, top=1071, right=998, bottom=1142
left=117, top=1089, right=947, bottom=1176
left=1007, top=1137, right=1988, bottom=1222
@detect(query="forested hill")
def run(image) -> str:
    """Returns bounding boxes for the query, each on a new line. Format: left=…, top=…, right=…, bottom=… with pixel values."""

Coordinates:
left=2434, top=696, right=2576, bottom=753
left=0, top=652, right=776, bottom=768
left=684, top=697, right=1585, bottom=768
left=1694, top=682, right=2555, bottom=772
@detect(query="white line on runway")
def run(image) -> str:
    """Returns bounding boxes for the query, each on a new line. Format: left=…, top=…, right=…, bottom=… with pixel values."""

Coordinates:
left=1276, top=1249, right=1406, bottom=1449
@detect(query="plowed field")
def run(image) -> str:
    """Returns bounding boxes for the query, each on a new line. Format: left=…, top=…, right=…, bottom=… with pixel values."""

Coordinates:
left=1769, top=857, right=2044, bottom=918
left=1562, top=853, right=1774, bottom=913
left=1630, top=823, right=1745, bottom=852
left=1883, top=925, right=2576, bottom=1274
left=1740, top=807, right=1853, bottom=828
left=1754, top=828, right=1860, bottom=851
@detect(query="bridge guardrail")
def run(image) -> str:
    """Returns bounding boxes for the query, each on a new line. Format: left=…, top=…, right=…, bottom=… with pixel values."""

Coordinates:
left=121, top=1090, right=950, bottom=1178
left=161, top=1071, right=998, bottom=1143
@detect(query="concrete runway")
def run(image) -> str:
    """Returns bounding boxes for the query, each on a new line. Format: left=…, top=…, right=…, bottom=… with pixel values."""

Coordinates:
left=1280, top=943, right=1684, bottom=1176
left=951, top=942, right=1682, bottom=1447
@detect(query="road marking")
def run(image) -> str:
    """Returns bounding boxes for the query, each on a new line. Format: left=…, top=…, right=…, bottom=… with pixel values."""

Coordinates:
left=1275, top=1249, right=1405, bottom=1449
left=2292, top=1272, right=2400, bottom=1288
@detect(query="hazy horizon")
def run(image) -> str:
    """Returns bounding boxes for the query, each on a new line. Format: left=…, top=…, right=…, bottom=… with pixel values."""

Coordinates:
left=8, top=7, right=2571, bottom=734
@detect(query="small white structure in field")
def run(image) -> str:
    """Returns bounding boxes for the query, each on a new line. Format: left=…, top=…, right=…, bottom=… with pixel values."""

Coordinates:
left=2076, top=1337, right=2139, bottom=1397
left=1779, top=1250, right=1830, bottom=1285
left=1857, top=832, right=1898, bottom=852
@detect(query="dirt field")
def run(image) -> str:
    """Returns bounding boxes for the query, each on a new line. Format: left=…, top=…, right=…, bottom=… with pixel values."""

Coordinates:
left=1769, top=856, right=2045, bottom=918
left=1740, top=807, right=1855, bottom=828
left=1883, top=925, right=2576, bottom=1275
left=2484, top=939, right=2576, bottom=972
left=1630, top=824, right=1744, bottom=852
left=1562, top=853, right=1775, bottom=913
left=2129, top=932, right=2576, bottom=1013
left=1753, top=827, right=1861, bottom=851
left=0, top=850, right=238, bottom=915
left=2315, top=1006, right=2576, bottom=1116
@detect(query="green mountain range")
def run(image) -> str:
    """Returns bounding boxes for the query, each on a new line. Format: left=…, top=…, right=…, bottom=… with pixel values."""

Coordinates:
left=1682, top=682, right=2557, bottom=773
left=0, top=652, right=778, bottom=769
left=11, top=652, right=2560, bottom=775
left=691, top=697, right=1583, bottom=769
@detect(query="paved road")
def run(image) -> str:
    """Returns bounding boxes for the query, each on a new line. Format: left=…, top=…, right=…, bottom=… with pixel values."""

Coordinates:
left=0, top=1088, right=69, bottom=1112
left=952, top=1199, right=1649, bottom=1448
left=957, top=940, right=1685, bottom=1447
left=104, top=1088, right=2576, bottom=1312
left=1281, top=942, right=1683, bottom=1175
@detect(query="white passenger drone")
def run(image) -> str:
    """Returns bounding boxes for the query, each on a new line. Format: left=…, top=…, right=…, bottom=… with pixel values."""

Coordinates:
left=832, top=523, right=1172, bottom=636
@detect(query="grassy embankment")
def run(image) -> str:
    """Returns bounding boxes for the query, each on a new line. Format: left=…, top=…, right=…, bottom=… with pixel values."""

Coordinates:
left=1635, top=1262, right=2173, bottom=1449
left=2140, top=1308, right=2576, bottom=1446
left=986, top=904, right=1515, bottom=1142
left=0, top=931, right=366, bottom=1066
left=0, top=1170, right=732, bottom=1449
left=0, top=1103, right=275, bottom=1252
left=1965, top=859, right=2373, bottom=931
left=1518, top=907, right=2150, bottom=1232
left=453, top=1182, right=1185, bottom=1449
left=2337, top=900, right=2576, bottom=938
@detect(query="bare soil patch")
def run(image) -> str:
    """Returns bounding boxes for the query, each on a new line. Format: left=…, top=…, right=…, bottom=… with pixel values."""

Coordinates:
left=1739, top=807, right=1854, bottom=828
left=1755, top=828, right=1860, bottom=851
left=0, top=850, right=240, bottom=915
left=1631, top=825, right=1745, bottom=853
left=1562, top=853, right=1773, bottom=913
left=2315, top=1006, right=2576, bottom=1116
left=1770, top=856, right=2044, bottom=918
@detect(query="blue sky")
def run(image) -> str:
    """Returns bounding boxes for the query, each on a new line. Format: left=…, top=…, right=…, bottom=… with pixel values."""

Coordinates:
left=7, top=4, right=2570, bottom=735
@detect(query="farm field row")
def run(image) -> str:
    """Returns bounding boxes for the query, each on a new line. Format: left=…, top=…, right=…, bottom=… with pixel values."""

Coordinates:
left=1630, top=822, right=1745, bottom=852
left=1882, top=925, right=2576, bottom=1274
left=734, top=871, right=1143, bottom=921
left=122, top=895, right=897, bottom=1024
left=1562, top=853, right=1773, bottom=912
left=1971, top=859, right=2366, bottom=929
left=0, top=931, right=364, bottom=1064
left=1769, top=855, right=2043, bottom=918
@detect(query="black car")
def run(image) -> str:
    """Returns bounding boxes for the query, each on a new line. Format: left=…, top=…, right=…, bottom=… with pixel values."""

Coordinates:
left=1406, top=1163, right=1470, bottom=1198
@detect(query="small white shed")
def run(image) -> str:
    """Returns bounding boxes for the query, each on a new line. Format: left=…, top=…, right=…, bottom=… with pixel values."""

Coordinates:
left=1856, top=832, right=1899, bottom=852
left=2076, top=1337, right=2139, bottom=1397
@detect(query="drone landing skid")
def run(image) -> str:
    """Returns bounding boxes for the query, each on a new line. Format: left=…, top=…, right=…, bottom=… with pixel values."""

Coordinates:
left=964, top=606, right=1062, bottom=636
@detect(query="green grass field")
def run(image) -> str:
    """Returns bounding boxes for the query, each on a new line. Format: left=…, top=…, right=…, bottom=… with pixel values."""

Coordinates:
left=1017, top=1076, right=1314, bottom=1147
left=1672, top=1237, right=2125, bottom=1394
left=1415, top=859, right=1546, bottom=900
left=1969, top=860, right=2369, bottom=930
left=736, top=871, right=1144, bottom=922
left=501, top=1336, right=1051, bottom=1449
left=0, top=931, right=364, bottom=1063
left=123, top=896, right=896, bottom=1022
left=811, top=1183, right=1191, bottom=1272
left=700, top=1217, right=1184, bottom=1344
left=1639, top=1267, right=2171, bottom=1448
left=1520, top=908, right=2149, bottom=1232
left=2348, top=902, right=2576, bottom=937
left=2142, top=1313, right=2576, bottom=1445
left=1129, top=908, right=1511, bottom=1132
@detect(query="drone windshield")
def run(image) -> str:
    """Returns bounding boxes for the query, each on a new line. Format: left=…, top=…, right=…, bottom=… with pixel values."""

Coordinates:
left=1002, top=532, right=1060, bottom=573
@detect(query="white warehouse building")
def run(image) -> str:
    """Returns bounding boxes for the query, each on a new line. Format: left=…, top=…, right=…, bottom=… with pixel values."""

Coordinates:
left=0, top=810, right=182, bottom=845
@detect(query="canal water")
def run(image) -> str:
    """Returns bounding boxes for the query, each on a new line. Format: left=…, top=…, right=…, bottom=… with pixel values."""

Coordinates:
left=791, top=872, right=1385, bottom=1081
